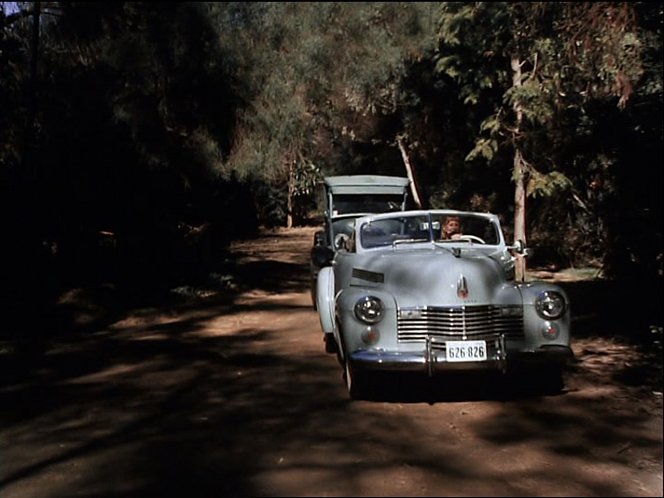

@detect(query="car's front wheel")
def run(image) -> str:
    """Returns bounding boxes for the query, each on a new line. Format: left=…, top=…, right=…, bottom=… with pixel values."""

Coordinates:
left=513, top=364, right=565, bottom=395
left=324, top=333, right=338, bottom=354
left=344, top=359, right=370, bottom=400
left=539, top=365, right=565, bottom=395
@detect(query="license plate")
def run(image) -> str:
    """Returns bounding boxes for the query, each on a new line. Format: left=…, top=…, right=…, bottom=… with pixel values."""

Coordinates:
left=445, top=340, right=487, bottom=362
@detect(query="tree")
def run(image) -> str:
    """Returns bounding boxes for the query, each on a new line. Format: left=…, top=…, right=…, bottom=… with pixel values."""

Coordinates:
left=210, top=3, right=438, bottom=224
left=434, top=2, right=645, bottom=280
left=1, top=0, right=659, bottom=307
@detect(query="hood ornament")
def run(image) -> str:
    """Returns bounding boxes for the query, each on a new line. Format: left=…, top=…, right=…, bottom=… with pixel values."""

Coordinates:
left=457, top=275, right=469, bottom=299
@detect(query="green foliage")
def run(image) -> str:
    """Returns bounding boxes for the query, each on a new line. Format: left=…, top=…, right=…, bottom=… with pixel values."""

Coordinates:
left=525, top=170, right=572, bottom=198
left=211, top=2, right=439, bottom=221
left=435, top=2, right=646, bottom=179
left=430, top=1, right=661, bottom=281
left=465, top=137, right=498, bottom=162
left=0, top=0, right=660, bottom=312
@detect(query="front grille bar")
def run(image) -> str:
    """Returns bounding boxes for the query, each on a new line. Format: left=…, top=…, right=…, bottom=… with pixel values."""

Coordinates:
left=397, top=305, right=523, bottom=343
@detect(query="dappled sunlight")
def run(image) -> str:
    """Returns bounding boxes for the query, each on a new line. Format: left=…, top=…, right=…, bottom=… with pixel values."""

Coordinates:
left=1, top=227, right=661, bottom=497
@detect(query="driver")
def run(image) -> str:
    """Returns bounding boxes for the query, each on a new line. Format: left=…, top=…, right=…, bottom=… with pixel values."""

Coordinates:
left=440, top=216, right=463, bottom=240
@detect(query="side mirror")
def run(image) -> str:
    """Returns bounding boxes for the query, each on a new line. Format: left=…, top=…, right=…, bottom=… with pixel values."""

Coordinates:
left=510, top=239, right=532, bottom=257
left=311, top=245, right=334, bottom=268
left=334, top=233, right=349, bottom=251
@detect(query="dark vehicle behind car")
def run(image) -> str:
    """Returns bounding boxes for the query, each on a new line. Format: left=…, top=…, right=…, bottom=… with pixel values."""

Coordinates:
left=310, top=175, right=411, bottom=311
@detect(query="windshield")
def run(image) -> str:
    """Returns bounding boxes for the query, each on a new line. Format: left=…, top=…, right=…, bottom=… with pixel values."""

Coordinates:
left=360, top=213, right=499, bottom=249
left=332, top=194, right=405, bottom=216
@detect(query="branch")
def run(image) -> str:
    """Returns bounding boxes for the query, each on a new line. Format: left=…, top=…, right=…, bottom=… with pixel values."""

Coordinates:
left=395, top=135, right=423, bottom=209
left=571, top=190, right=591, bottom=214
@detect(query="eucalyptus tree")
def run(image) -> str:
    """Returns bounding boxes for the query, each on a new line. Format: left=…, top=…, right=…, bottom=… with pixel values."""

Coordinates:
left=434, top=2, right=647, bottom=280
left=208, top=2, right=438, bottom=225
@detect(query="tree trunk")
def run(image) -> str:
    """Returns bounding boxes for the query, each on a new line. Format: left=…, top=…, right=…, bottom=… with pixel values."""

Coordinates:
left=396, top=136, right=423, bottom=209
left=511, top=55, right=527, bottom=281
left=286, top=160, right=294, bottom=228
left=513, top=148, right=527, bottom=281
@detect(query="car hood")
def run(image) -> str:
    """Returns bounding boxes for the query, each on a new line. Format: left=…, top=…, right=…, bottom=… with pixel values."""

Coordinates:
left=349, top=247, right=518, bottom=307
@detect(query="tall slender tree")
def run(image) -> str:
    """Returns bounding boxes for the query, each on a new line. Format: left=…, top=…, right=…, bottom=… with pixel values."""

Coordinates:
left=435, top=2, right=643, bottom=280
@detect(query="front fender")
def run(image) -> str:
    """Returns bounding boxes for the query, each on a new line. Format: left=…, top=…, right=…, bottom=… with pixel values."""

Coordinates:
left=316, top=266, right=335, bottom=334
left=518, top=281, right=572, bottom=351
left=336, top=288, right=398, bottom=356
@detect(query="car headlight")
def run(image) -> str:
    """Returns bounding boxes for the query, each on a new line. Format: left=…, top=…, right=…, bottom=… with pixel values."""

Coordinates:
left=535, top=291, right=566, bottom=319
left=354, top=296, right=384, bottom=323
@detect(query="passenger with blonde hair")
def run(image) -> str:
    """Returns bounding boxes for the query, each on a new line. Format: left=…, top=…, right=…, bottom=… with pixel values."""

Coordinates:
left=441, top=215, right=462, bottom=240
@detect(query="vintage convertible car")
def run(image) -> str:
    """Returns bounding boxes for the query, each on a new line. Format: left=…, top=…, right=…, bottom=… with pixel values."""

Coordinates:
left=310, top=175, right=411, bottom=309
left=315, top=209, right=573, bottom=399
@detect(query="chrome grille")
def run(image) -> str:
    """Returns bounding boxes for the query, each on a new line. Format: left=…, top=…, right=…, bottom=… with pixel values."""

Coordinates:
left=398, top=305, right=523, bottom=344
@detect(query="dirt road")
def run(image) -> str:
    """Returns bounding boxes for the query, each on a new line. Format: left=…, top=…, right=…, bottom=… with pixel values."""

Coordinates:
left=1, top=227, right=662, bottom=497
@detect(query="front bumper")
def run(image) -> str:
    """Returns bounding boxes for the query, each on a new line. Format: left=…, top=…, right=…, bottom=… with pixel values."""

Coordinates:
left=349, top=343, right=573, bottom=376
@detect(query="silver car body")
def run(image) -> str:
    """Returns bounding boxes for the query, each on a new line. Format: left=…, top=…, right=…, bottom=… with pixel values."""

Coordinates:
left=316, top=209, right=573, bottom=397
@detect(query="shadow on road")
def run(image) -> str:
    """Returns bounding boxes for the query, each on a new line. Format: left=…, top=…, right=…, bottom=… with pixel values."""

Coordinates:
left=0, top=229, right=661, bottom=496
left=347, top=370, right=571, bottom=404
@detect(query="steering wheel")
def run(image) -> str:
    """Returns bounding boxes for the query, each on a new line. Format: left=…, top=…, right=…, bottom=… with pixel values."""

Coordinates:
left=457, top=234, right=486, bottom=244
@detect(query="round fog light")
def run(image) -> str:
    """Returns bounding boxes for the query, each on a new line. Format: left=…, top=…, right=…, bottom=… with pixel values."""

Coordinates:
left=541, top=322, right=560, bottom=340
left=361, top=327, right=380, bottom=345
